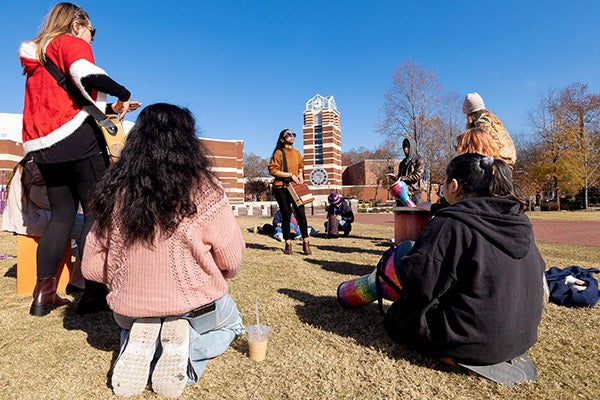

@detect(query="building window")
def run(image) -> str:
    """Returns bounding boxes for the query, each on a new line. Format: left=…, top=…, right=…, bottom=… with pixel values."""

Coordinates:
left=314, top=125, right=323, bottom=164
left=314, top=113, right=322, bottom=125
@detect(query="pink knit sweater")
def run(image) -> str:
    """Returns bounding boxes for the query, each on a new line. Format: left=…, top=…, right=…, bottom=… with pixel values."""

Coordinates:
left=82, top=180, right=244, bottom=318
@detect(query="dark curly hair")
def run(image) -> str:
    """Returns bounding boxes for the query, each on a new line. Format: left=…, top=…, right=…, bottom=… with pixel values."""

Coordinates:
left=90, top=103, right=220, bottom=245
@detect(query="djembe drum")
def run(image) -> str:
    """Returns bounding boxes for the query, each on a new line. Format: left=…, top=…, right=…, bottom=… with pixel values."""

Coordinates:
left=327, top=214, right=339, bottom=238
left=337, top=241, right=413, bottom=308
left=389, top=179, right=416, bottom=207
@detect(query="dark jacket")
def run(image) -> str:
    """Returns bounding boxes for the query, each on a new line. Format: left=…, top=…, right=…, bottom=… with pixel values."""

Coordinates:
left=397, top=137, right=425, bottom=195
left=384, top=197, right=545, bottom=365
left=326, top=200, right=354, bottom=224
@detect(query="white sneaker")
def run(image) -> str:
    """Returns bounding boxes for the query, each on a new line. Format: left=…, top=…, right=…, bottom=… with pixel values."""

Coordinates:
left=111, top=318, right=161, bottom=396
left=273, top=234, right=284, bottom=242
left=152, top=318, right=190, bottom=398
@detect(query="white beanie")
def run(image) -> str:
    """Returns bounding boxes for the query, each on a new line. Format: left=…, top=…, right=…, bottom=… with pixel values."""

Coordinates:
left=462, top=92, right=485, bottom=115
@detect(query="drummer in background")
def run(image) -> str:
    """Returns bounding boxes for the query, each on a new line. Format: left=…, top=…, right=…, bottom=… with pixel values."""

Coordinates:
left=386, top=137, right=426, bottom=205
left=324, top=192, right=354, bottom=237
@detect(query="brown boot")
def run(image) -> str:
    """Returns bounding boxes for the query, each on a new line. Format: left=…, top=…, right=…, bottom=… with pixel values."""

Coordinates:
left=302, top=240, right=312, bottom=256
left=284, top=241, right=292, bottom=255
left=30, top=277, right=71, bottom=317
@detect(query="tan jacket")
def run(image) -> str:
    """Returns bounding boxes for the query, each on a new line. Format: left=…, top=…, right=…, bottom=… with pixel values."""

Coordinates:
left=474, top=112, right=516, bottom=166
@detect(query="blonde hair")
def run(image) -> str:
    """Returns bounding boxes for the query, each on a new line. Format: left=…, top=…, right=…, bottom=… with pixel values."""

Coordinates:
left=456, top=128, right=499, bottom=158
left=30, top=3, right=90, bottom=62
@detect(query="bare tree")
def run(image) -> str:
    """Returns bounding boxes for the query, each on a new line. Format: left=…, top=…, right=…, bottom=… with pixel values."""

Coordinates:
left=244, top=153, right=270, bottom=201
left=419, top=91, right=462, bottom=200
left=377, top=59, right=443, bottom=150
left=342, top=147, right=378, bottom=166
left=378, top=60, right=458, bottom=201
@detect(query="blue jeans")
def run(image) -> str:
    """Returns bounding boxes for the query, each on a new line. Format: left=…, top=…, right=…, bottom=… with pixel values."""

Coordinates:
left=113, top=293, right=245, bottom=384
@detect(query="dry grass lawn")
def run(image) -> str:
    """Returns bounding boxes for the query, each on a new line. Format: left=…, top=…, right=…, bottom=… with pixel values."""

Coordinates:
left=0, top=214, right=598, bottom=399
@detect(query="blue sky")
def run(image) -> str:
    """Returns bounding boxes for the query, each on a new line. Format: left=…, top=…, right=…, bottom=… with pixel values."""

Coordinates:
left=1, top=1, right=599, bottom=159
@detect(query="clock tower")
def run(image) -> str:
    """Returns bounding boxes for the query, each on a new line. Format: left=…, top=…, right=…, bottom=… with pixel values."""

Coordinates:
left=303, top=94, right=342, bottom=198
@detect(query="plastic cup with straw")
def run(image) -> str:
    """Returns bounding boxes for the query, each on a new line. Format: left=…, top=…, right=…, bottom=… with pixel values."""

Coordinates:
left=247, top=300, right=271, bottom=361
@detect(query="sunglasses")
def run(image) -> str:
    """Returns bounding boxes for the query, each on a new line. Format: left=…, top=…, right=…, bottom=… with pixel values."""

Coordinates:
left=73, top=7, right=96, bottom=39
left=285, top=132, right=297, bottom=138
left=87, top=25, right=97, bottom=39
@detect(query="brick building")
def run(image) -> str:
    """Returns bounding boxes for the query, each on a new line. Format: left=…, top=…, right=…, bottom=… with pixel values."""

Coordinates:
left=199, top=137, right=244, bottom=203
left=342, top=159, right=401, bottom=202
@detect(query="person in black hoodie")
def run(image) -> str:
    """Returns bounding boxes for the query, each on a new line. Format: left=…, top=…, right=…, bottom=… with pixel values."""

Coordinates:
left=386, top=137, right=425, bottom=204
left=384, top=153, right=545, bottom=385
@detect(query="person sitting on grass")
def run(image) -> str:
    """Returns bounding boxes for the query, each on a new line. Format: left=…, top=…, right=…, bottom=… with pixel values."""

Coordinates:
left=384, top=153, right=545, bottom=386
left=272, top=209, right=302, bottom=241
left=324, top=192, right=354, bottom=237
left=82, top=104, right=245, bottom=398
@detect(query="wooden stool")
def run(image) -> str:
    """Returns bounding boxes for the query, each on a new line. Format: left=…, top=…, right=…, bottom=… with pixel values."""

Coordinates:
left=16, top=235, right=71, bottom=295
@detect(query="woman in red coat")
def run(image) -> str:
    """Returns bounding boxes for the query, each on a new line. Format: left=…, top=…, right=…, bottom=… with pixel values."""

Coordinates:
left=19, top=3, right=140, bottom=316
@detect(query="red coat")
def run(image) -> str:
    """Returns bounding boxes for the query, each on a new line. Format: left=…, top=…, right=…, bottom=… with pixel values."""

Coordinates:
left=19, top=35, right=108, bottom=153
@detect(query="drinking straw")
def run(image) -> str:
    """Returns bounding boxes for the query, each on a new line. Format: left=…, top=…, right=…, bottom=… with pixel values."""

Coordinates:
left=255, top=300, right=260, bottom=328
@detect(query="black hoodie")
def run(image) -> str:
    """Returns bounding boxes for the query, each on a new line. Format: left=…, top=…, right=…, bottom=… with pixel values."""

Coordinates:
left=384, top=197, right=545, bottom=364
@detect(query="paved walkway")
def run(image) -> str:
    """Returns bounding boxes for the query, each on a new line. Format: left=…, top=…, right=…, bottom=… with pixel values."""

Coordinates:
left=353, top=213, right=600, bottom=247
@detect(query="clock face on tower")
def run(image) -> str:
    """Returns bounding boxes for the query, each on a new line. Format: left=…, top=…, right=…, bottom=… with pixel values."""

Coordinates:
left=309, top=167, right=328, bottom=186
left=312, top=98, right=323, bottom=110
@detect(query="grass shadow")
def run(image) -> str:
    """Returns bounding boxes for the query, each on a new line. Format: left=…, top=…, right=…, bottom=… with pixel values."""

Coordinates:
left=315, top=244, right=384, bottom=255
left=245, top=242, right=281, bottom=251
left=315, top=233, right=390, bottom=243
left=277, top=288, right=428, bottom=368
left=304, top=258, right=374, bottom=276
left=4, top=263, right=16, bottom=278
left=350, top=234, right=393, bottom=242
left=230, top=335, right=249, bottom=356
left=62, top=306, right=120, bottom=351
left=62, top=305, right=121, bottom=386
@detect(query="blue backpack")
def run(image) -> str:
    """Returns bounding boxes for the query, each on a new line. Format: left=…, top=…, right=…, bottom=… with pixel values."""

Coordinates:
left=544, top=266, right=600, bottom=308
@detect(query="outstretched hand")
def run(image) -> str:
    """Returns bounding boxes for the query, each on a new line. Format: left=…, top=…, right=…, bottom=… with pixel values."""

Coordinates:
left=112, top=99, right=142, bottom=121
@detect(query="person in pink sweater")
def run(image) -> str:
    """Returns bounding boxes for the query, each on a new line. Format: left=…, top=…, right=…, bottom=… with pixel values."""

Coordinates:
left=82, top=103, right=245, bottom=398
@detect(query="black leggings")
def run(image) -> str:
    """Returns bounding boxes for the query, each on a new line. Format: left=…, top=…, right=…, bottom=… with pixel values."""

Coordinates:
left=36, top=154, right=107, bottom=279
left=273, top=187, right=308, bottom=240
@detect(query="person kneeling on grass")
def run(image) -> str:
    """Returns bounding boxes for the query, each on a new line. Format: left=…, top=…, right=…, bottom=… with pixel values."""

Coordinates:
left=324, top=192, right=354, bottom=237
left=82, top=104, right=245, bottom=398
left=384, top=153, right=545, bottom=386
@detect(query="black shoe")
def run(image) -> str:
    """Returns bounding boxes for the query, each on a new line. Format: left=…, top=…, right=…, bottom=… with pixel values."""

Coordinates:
left=76, top=282, right=110, bottom=315
left=66, top=284, right=85, bottom=295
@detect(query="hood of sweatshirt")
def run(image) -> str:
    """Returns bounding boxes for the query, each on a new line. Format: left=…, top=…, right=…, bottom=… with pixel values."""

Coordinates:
left=402, top=136, right=419, bottom=160
left=19, top=41, right=40, bottom=75
left=437, top=197, right=532, bottom=259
